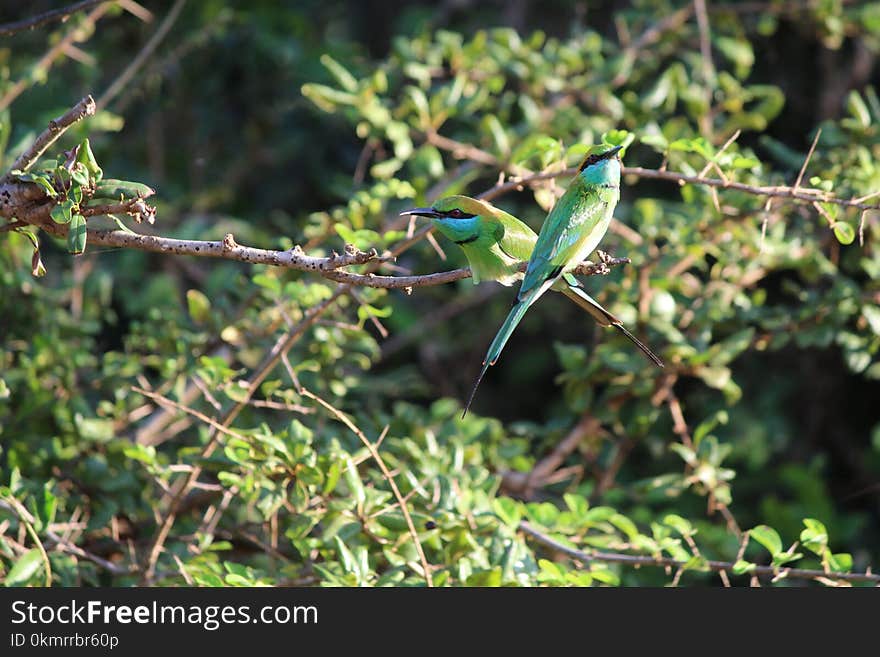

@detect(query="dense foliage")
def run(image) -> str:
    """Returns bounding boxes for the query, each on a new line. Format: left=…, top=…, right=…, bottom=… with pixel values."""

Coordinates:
left=1, top=1, right=879, bottom=587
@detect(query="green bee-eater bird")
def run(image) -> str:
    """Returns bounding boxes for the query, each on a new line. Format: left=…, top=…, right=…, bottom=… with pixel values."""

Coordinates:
left=400, top=195, right=661, bottom=363
left=401, top=148, right=662, bottom=416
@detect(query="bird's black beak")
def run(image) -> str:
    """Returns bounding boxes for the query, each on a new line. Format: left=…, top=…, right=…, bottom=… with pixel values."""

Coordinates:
left=599, top=145, right=623, bottom=161
left=399, top=207, right=441, bottom=219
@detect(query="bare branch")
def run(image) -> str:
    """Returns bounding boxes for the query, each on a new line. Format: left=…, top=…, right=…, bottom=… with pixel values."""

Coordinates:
left=503, top=414, right=602, bottom=496
left=483, top=164, right=880, bottom=212
left=5, top=95, right=96, bottom=176
left=0, top=0, right=109, bottom=38
left=425, top=130, right=499, bottom=167
left=794, top=128, right=822, bottom=191
left=520, top=521, right=880, bottom=584
left=0, top=497, right=136, bottom=578
left=96, top=0, right=187, bottom=112
left=131, top=387, right=254, bottom=445
left=0, top=5, right=111, bottom=111
left=611, top=6, right=695, bottom=87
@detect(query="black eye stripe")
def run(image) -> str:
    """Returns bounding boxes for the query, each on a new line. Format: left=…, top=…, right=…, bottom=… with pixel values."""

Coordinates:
left=579, top=154, right=600, bottom=171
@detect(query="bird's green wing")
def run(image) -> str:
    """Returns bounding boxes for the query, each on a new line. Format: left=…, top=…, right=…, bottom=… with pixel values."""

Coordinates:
left=519, top=185, right=610, bottom=299
left=491, top=209, right=537, bottom=262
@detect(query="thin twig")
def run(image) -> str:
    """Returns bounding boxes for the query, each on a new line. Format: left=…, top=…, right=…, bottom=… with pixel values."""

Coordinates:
left=141, top=286, right=348, bottom=582
left=0, top=5, right=110, bottom=111
left=96, top=0, right=187, bottom=112
left=301, top=388, right=434, bottom=587
left=698, top=130, right=741, bottom=178
left=519, top=521, right=880, bottom=584
left=0, top=0, right=110, bottom=37
left=6, top=95, right=96, bottom=175
left=425, top=130, right=499, bottom=167
left=503, top=414, right=602, bottom=496
left=794, top=128, right=822, bottom=191
left=611, top=5, right=695, bottom=87
left=131, top=387, right=253, bottom=444
left=1, top=495, right=52, bottom=586
left=0, top=497, right=136, bottom=577
left=482, top=164, right=880, bottom=212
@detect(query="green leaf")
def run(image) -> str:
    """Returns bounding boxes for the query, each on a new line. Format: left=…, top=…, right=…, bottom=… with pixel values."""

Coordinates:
left=750, top=525, right=783, bottom=556
left=67, top=214, right=87, bottom=254
left=92, top=179, right=155, bottom=200
left=482, top=114, right=509, bottom=155
left=492, top=497, right=522, bottom=527
left=694, top=410, right=729, bottom=446
left=732, top=559, right=756, bottom=575
left=563, top=493, right=589, bottom=517
left=809, top=175, right=834, bottom=192
left=663, top=514, right=694, bottom=537
left=334, top=536, right=360, bottom=578
left=76, top=137, right=103, bottom=181
left=465, top=567, right=502, bottom=587
left=610, top=513, right=639, bottom=540
left=70, top=163, right=90, bottom=187
left=715, top=36, right=755, bottom=75
left=583, top=506, right=617, bottom=523
left=14, top=171, right=56, bottom=196
left=847, top=90, right=871, bottom=127
left=320, top=54, right=359, bottom=93
left=50, top=200, right=74, bottom=224
left=108, top=214, right=135, bottom=233
left=300, top=83, right=357, bottom=111
left=588, top=567, right=620, bottom=586
left=536, top=559, right=566, bottom=583
left=771, top=550, right=803, bottom=567
left=832, top=221, right=855, bottom=245
left=5, top=548, right=43, bottom=586
left=370, top=157, right=403, bottom=179
left=357, top=303, right=392, bottom=324
left=186, top=289, right=212, bottom=324
left=601, top=129, right=635, bottom=157
left=38, top=486, right=57, bottom=527
left=799, top=518, right=828, bottom=556
left=31, top=247, right=46, bottom=277
left=343, top=456, right=366, bottom=508
left=828, top=552, right=852, bottom=573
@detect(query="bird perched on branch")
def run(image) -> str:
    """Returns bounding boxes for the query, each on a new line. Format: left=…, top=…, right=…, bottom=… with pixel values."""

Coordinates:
left=401, top=145, right=662, bottom=416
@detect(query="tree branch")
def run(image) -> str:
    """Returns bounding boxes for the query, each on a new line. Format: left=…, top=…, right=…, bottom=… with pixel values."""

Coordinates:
left=0, top=5, right=111, bottom=111
left=485, top=164, right=880, bottom=212
left=519, top=521, right=880, bottom=584
left=0, top=497, right=136, bottom=578
left=5, top=95, right=96, bottom=176
left=0, top=0, right=109, bottom=38
left=503, top=414, right=603, bottom=496
left=95, top=0, right=186, bottom=112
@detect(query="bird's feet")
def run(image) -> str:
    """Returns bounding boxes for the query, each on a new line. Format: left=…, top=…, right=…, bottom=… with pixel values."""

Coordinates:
left=591, top=250, right=613, bottom=275
left=572, top=251, right=631, bottom=276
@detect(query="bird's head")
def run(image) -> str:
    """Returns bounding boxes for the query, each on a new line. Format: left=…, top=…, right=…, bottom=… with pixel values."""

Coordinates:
left=399, top=195, right=494, bottom=222
left=576, top=144, right=622, bottom=187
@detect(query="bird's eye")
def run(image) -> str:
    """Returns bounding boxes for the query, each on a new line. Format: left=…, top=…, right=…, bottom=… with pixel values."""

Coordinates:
left=449, top=209, right=463, bottom=217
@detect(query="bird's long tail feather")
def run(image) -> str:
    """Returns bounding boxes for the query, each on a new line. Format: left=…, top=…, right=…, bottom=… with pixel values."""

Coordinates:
left=461, top=298, right=532, bottom=418
left=561, top=283, right=664, bottom=368
left=611, top=323, right=664, bottom=368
